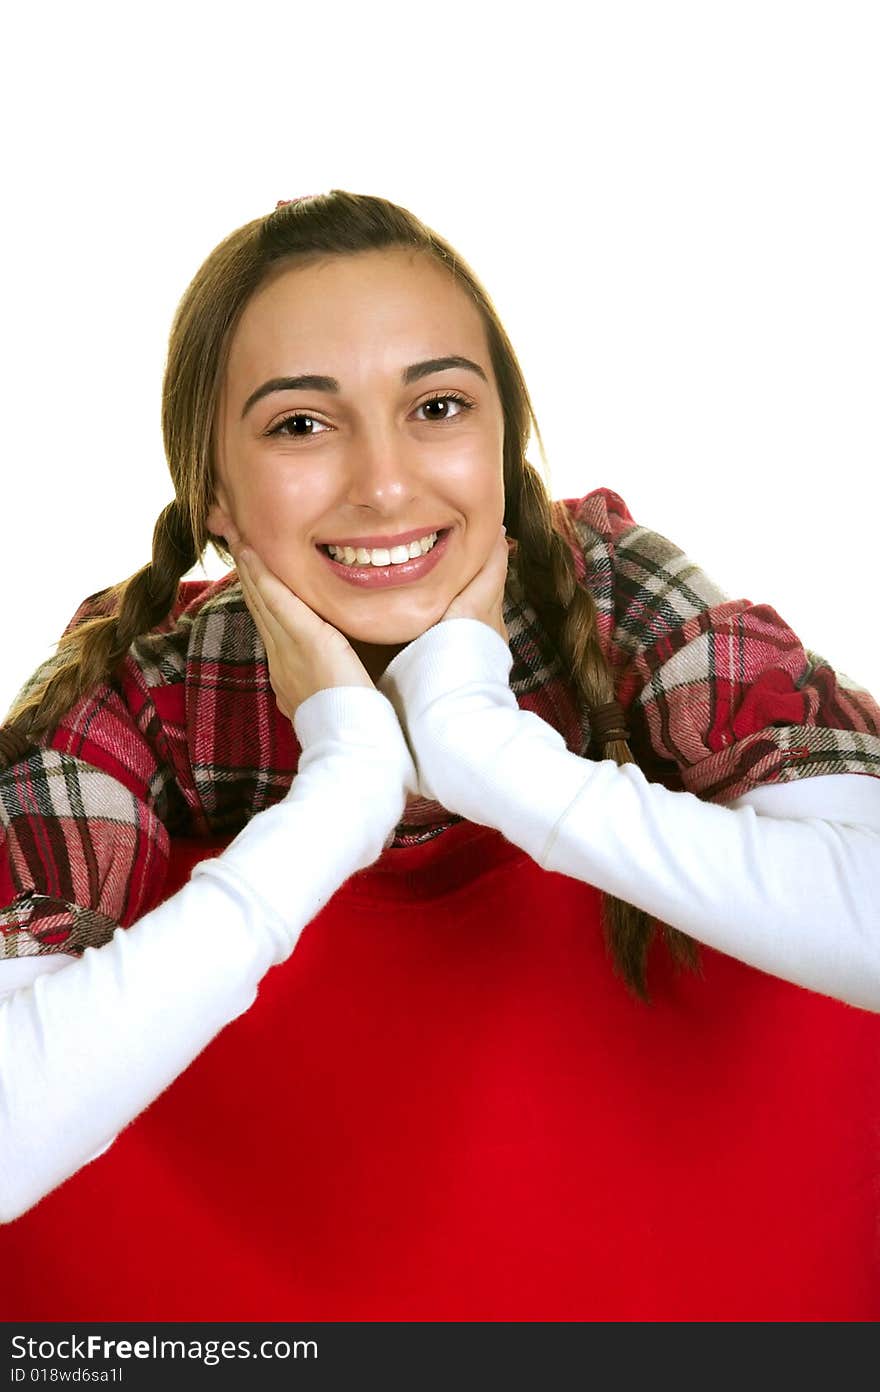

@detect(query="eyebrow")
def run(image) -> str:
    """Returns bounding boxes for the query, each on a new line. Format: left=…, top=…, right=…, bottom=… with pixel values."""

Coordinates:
left=240, top=355, right=489, bottom=420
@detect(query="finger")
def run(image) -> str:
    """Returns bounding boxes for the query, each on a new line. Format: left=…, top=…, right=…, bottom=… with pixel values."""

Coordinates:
left=486, top=525, right=510, bottom=566
left=236, top=563, right=274, bottom=655
left=237, top=551, right=297, bottom=651
left=469, top=531, right=511, bottom=598
left=235, top=553, right=266, bottom=625
left=236, top=559, right=288, bottom=671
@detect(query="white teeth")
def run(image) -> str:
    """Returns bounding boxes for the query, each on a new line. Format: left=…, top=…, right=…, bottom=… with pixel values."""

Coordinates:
left=326, top=531, right=439, bottom=566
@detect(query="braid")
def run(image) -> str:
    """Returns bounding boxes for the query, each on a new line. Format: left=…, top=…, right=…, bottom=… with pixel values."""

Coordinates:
left=507, top=461, right=701, bottom=1002
left=0, top=499, right=198, bottom=769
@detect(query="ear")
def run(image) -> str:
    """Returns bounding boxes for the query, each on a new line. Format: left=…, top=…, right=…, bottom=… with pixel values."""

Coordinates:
left=206, top=487, right=236, bottom=545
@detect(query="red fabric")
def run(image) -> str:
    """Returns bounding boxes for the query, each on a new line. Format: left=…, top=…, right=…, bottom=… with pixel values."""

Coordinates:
left=2, top=823, right=879, bottom=1322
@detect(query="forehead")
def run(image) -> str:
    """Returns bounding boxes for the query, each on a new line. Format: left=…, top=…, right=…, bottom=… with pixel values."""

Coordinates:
left=227, top=248, right=487, bottom=377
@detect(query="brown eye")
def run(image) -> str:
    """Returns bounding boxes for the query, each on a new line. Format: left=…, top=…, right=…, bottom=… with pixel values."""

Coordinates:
left=267, top=413, right=329, bottom=440
left=415, top=391, right=475, bottom=422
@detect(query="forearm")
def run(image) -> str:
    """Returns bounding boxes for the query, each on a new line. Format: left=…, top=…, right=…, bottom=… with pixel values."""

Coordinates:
left=0, top=687, right=414, bottom=1223
left=0, top=873, right=279, bottom=1224
left=380, top=619, right=880, bottom=1012
left=511, top=737, right=880, bottom=1010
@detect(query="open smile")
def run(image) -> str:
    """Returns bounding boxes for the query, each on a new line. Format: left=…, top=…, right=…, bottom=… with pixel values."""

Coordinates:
left=317, top=528, right=453, bottom=589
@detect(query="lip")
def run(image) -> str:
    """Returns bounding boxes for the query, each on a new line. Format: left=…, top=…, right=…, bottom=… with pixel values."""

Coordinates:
left=317, top=527, right=453, bottom=589
left=317, top=524, right=451, bottom=550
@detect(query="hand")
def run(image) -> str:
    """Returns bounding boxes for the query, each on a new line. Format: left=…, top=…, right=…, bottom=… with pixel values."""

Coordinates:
left=226, top=528, right=375, bottom=722
left=437, top=524, right=513, bottom=644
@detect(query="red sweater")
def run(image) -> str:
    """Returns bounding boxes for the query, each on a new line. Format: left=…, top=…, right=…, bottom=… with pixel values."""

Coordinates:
left=2, top=820, right=878, bottom=1322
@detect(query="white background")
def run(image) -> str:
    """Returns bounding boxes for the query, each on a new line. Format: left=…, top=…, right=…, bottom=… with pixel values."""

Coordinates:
left=2, top=0, right=877, bottom=719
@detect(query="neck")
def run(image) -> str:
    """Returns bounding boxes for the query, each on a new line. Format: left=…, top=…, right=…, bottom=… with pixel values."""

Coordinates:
left=349, top=640, right=408, bottom=686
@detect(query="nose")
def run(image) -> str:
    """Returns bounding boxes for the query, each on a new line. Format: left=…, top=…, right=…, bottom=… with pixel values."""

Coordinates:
left=343, top=422, right=420, bottom=514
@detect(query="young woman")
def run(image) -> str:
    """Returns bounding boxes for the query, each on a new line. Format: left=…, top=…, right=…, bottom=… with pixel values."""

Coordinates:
left=1, top=190, right=879, bottom=1321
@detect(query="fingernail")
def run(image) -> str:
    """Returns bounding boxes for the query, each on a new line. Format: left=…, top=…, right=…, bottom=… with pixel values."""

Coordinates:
left=239, top=548, right=252, bottom=567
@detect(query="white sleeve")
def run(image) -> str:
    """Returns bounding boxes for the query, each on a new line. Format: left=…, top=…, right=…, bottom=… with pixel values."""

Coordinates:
left=0, top=954, right=78, bottom=997
left=379, top=618, right=880, bottom=1013
left=0, top=685, right=416, bottom=1224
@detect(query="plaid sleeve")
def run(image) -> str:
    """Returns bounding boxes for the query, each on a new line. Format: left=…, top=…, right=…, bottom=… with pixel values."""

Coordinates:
left=0, top=750, right=172, bottom=959
left=0, top=618, right=184, bottom=960
left=562, top=487, right=880, bottom=804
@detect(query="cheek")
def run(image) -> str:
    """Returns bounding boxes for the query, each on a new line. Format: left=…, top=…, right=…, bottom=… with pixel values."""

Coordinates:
left=463, top=468, right=506, bottom=539
left=443, top=448, right=500, bottom=497
left=239, top=469, right=332, bottom=549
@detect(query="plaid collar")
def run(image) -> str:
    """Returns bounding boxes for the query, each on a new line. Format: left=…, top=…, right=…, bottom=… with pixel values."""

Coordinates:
left=4, top=486, right=879, bottom=959
left=133, top=536, right=595, bottom=850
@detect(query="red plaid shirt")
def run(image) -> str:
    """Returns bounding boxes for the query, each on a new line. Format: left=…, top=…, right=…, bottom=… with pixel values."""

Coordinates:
left=3, top=486, right=879, bottom=960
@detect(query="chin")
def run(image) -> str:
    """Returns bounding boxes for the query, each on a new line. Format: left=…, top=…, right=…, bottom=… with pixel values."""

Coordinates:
left=347, top=618, right=441, bottom=646
left=330, top=601, right=449, bottom=647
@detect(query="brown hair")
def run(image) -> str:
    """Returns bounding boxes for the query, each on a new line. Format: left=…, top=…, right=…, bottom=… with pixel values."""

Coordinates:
left=0, top=189, right=700, bottom=1001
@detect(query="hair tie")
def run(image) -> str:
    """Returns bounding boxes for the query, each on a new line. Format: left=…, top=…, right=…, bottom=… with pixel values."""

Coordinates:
left=590, top=699, right=629, bottom=745
left=275, top=195, right=319, bottom=209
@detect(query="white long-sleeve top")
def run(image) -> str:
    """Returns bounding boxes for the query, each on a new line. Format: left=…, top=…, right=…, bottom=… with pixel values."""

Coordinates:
left=377, top=618, right=880, bottom=1011
left=0, top=686, right=417, bottom=1223
left=2, top=621, right=879, bottom=1222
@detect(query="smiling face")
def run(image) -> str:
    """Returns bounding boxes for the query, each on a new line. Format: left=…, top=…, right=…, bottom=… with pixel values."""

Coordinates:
left=207, top=247, right=506, bottom=671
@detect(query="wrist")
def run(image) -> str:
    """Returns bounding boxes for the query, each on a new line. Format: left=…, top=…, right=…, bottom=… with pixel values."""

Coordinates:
left=410, top=696, right=593, bottom=858
left=294, top=684, right=402, bottom=750
left=292, top=685, right=417, bottom=816
left=378, top=618, right=514, bottom=721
